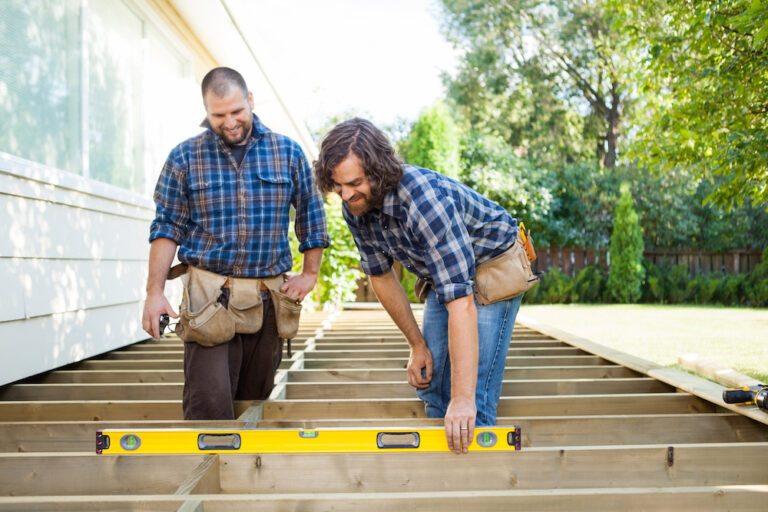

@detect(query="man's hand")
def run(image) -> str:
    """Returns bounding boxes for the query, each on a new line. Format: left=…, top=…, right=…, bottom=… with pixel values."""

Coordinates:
left=444, top=396, right=476, bottom=454
left=280, top=271, right=318, bottom=302
left=142, top=292, right=178, bottom=340
left=407, top=343, right=433, bottom=389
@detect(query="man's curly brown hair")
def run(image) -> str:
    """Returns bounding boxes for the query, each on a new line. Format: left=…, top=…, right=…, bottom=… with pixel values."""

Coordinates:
left=314, top=118, right=403, bottom=202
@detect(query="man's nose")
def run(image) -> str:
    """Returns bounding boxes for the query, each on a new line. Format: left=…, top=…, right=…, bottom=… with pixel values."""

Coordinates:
left=340, top=186, right=354, bottom=201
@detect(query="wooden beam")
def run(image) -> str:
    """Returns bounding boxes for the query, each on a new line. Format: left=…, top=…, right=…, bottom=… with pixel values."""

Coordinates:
left=29, top=370, right=185, bottom=384
left=0, top=383, right=183, bottom=401
left=262, top=394, right=715, bottom=420
left=303, top=347, right=586, bottom=359
left=1, top=487, right=765, bottom=511
left=282, top=378, right=673, bottom=400
left=0, top=453, right=210, bottom=495
left=102, top=351, right=182, bottom=360
left=75, top=360, right=183, bottom=370
left=678, top=353, right=763, bottom=388
left=301, top=355, right=609, bottom=370
left=173, top=454, right=220, bottom=495
left=285, top=366, right=640, bottom=383
left=0, top=401, right=257, bottom=421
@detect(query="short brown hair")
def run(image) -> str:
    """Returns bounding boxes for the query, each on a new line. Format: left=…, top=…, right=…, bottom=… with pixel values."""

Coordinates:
left=314, top=118, right=403, bottom=199
left=201, top=67, right=248, bottom=100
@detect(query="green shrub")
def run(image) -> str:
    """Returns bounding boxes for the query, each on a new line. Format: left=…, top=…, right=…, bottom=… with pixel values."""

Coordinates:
left=531, top=268, right=574, bottom=304
left=713, top=274, right=747, bottom=306
left=607, top=183, right=645, bottom=303
left=664, top=264, right=689, bottom=304
left=400, top=267, right=419, bottom=303
left=570, top=265, right=606, bottom=303
left=641, top=259, right=666, bottom=303
left=290, top=197, right=363, bottom=308
left=744, top=247, right=768, bottom=307
left=685, top=275, right=719, bottom=304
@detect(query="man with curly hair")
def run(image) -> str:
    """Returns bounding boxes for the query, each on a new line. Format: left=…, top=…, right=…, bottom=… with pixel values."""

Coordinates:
left=314, top=118, right=523, bottom=454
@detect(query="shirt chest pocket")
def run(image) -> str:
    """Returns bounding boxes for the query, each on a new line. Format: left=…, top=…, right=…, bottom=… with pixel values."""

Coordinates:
left=252, top=172, right=293, bottom=214
left=187, top=178, right=226, bottom=225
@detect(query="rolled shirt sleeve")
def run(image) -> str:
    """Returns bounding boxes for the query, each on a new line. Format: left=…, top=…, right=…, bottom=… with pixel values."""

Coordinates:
left=149, top=146, right=189, bottom=245
left=291, top=145, right=330, bottom=253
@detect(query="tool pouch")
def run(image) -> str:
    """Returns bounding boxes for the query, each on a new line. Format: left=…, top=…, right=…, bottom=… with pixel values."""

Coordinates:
left=474, top=229, right=541, bottom=306
left=266, top=284, right=302, bottom=340
left=176, top=267, right=236, bottom=347
left=227, top=277, right=264, bottom=334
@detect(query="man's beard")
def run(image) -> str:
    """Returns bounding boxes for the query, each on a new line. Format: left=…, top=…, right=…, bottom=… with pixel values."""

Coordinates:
left=344, top=188, right=383, bottom=216
left=217, top=121, right=251, bottom=146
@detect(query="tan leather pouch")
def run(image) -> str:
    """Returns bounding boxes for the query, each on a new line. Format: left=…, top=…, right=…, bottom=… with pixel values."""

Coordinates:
left=262, top=276, right=302, bottom=339
left=228, top=277, right=264, bottom=334
left=474, top=231, right=540, bottom=306
left=176, top=267, right=236, bottom=346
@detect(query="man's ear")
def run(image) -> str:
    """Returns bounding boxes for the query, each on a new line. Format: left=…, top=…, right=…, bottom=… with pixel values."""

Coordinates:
left=248, top=91, right=254, bottom=110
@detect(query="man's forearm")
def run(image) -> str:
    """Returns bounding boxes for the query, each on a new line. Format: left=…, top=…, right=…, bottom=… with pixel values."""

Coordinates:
left=445, top=294, right=479, bottom=401
left=146, top=238, right=178, bottom=295
left=301, top=247, right=323, bottom=276
left=369, top=269, right=424, bottom=348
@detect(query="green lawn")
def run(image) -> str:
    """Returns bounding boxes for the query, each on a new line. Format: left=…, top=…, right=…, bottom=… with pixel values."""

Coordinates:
left=518, top=304, right=768, bottom=383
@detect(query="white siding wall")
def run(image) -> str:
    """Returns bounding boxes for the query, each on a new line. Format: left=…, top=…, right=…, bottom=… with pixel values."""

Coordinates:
left=0, top=0, right=315, bottom=387
left=0, top=155, right=181, bottom=386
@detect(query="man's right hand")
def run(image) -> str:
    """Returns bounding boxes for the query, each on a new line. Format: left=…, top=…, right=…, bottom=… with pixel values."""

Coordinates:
left=142, top=292, right=178, bottom=340
left=407, top=343, right=433, bottom=389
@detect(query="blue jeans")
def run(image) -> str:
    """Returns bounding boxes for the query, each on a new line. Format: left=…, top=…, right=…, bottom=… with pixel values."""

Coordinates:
left=417, top=290, right=522, bottom=426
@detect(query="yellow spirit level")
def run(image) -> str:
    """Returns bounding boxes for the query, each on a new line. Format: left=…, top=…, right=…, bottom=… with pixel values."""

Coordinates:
left=96, top=426, right=521, bottom=454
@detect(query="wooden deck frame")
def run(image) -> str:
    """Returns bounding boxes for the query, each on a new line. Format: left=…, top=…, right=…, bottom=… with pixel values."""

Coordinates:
left=2, top=308, right=767, bottom=509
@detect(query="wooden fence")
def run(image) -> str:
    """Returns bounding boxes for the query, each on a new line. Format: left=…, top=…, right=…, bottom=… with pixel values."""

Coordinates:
left=534, top=247, right=763, bottom=277
left=353, top=248, right=763, bottom=302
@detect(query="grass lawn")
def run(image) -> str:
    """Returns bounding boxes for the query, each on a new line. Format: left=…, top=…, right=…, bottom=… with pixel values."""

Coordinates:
left=518, top=304, right=768, bottom=383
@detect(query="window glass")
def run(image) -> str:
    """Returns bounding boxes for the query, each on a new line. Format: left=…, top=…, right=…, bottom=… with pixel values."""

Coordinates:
left=144, top=28, right=199, bottom=195
left=0, top=0, right=82, bottom=174
left=87, top=0, right=145, bottom=193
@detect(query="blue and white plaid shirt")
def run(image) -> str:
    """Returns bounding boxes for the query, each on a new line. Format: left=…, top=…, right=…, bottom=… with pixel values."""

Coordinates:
left=149, top=114, right=329, bottom=278
left=343, top=165, right=518, bottom=304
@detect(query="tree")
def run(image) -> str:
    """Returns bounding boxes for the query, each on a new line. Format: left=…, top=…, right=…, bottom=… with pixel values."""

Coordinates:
left=614, top=0, right=768, bottom=208
left=440, top=0, right=630, bottom=168
left=291, top=196, right=363, bottom=309
left=607, top=183, right=645, bottom=302
left=401, top=102, right=460, bottom=178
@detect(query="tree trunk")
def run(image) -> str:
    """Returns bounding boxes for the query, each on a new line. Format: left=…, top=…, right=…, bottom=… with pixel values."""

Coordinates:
left=604, top=83, right=621, bottom=169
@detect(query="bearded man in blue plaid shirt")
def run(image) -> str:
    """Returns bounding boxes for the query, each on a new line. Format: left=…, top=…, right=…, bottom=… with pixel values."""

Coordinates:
left=315, top=118, right=523, bottom=454
left=142, top=67, right=329, bottom=420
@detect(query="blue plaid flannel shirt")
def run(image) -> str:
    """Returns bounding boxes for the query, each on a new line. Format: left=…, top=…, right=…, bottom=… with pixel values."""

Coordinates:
left=149, top=114, right=329, bottom=278
left=343, top=165, right=519, bottom=304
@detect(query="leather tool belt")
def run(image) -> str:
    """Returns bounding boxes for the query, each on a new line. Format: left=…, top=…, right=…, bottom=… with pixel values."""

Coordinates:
left=168, top=264, right=301, bottom=347
left=414, top=223, right=540, bottom=305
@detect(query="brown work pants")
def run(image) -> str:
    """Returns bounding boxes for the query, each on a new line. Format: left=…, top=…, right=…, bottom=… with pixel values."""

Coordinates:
left=182, top=295, right=282, bottom=420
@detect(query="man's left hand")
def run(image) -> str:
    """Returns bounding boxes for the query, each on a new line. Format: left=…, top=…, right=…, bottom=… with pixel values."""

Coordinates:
left=444, top=397, right=476, bottom=454
left=280, top=272, right=318, bottom=302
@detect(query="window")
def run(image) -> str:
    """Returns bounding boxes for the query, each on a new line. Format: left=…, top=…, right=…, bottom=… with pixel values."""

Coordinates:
left=0, top=0, right=196, bottom=195
left=0, top=0, right=82, bottom=174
